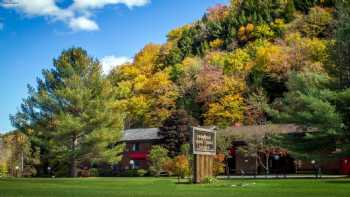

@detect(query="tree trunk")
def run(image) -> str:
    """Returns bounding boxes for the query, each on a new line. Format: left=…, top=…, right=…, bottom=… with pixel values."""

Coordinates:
left=21, top=151, right=24, bottom=177
left=70, top=157, right=77, bottom=177
left=265, top=154, right=269, bottom=176
left=225, top=157, right=230, bottom=178
left=255, top=156, right=258, bottom=178
left=70, top=136, right=78, bottom=177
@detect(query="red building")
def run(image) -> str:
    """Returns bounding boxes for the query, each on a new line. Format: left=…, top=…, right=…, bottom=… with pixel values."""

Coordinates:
left=117, top=125, right=350, bottom=175
left=340, top=158, right=350, bottom=174
left=219, top=124, right=349, bottom=175
left=118, top=128, right=162, bottom=171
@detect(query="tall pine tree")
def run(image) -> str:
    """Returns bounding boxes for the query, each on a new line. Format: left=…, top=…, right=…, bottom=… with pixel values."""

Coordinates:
left=268, top=70, right=343, bottom=161
left=11, top=48, right=124, bottom=177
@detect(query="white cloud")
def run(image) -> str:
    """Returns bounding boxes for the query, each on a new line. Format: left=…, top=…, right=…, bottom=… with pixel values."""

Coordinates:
left=2, top=0, right=73, bottom=19
left=101, top=56, right=132, bottom=74
left=1, top=0, right=150, bottom=31
left=72, top=0, right=149, bottom=10
left=69, top=16, right=99, bottom=31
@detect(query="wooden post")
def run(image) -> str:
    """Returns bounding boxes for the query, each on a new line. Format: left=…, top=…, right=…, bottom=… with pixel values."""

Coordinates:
left=192, top=127, right=216, bottom=183
left=193, top=155, right=214, bottom=183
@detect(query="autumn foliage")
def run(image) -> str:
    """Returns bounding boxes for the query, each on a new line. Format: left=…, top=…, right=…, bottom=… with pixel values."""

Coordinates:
left=213, top=154, right=226, bottom=176
left=174, top=155, right=190, bottom=179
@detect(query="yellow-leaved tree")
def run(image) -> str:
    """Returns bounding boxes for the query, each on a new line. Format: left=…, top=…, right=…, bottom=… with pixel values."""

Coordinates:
left=109, top=44, right=178, bottom=128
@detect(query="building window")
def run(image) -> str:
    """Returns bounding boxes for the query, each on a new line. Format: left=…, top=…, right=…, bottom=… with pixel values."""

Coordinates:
left=134, top=160, right=140, bottom=169
left=132, top=143, right=140, bottom=151
left=130, top=160, right=141, bottom=169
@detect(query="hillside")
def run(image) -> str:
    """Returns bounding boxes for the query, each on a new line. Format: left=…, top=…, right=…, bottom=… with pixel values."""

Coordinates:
left=108, top=0, right=337, bottom=129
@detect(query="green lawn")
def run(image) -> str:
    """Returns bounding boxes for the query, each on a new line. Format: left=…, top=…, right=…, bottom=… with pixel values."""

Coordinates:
left=0, top=177, right=349, bottom=197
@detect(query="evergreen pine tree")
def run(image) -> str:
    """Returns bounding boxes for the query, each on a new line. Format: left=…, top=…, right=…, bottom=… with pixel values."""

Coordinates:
left=11, top=48, right=124, bottom=177
left=159, top=110, right=197, bottom=157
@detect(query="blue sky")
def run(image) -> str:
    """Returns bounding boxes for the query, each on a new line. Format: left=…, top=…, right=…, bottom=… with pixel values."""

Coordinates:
left=0, top=0, right=228, bottom=133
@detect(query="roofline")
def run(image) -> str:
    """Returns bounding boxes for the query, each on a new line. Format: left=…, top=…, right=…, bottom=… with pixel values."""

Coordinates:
left=119, top=139, right=163, bottom=143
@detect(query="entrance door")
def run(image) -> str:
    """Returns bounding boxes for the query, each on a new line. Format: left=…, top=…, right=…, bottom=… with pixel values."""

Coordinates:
left=340, top=158, right=350, bottom=175
left=270, top=155, right=296, bottom=174
left=227, top=156, right=236, bottom=174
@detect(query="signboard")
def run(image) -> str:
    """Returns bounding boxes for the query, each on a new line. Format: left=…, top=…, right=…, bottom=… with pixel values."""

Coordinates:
left=192, top=127, right=216, bottom=155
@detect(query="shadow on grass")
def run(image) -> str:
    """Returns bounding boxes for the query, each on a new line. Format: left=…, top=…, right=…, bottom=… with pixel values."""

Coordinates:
left=324, top=179, right=350, bottom=184
left=176, top=182, right=192, bottom=185
left=218, top=176, right=350, bottom=181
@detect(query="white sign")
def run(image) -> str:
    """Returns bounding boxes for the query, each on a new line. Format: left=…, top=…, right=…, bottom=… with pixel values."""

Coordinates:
left=192, top=127, right=216, bottom=155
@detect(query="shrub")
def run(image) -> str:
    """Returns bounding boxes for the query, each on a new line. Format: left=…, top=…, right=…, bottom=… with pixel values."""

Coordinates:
left=149, top=146, right=169, bottom=176
left=97, top=166, right=113, bottom=177
left=22, top=166, right=37, bottom=177
left=203, top=176, right=219, bottom=184
left=162, top=159, right=175, bottom=176
left=0, top=164, right=8, bottom=177
left=174, top=155, right=190, bottom=181
left=90, top=168, right=99, bottom=177
left=180, top=144, right=191, bottom=156
left=137, top=169, right=147, bottom=177
left=120, top=169, right=139, bottom=177
left=213, top=153, right=226, bottom=176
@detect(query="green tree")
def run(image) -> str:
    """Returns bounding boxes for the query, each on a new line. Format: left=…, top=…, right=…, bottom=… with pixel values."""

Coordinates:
left=335, top=89, right=350, bottom=156
left=0, top=131, right=39, bottom=177
left=334, top=0, right=350, bottom=88
left=268, top=70, right=343, bottom=161
left=11, top=48, right=124, bottom=177
left=332, top=0, right=350, bottom=155
left=0, top=135, right=9, bottom=177
left=149, top=145, right=169, bottom=176
left=159, top=110, right=197, bottom=157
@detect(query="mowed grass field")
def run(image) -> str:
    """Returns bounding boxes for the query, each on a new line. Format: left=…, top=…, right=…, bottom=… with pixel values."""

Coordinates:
left=0, top=177, right=350, bottom=197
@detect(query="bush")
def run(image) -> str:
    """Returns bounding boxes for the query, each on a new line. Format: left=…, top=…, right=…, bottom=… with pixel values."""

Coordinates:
left=162, top=159, right=175, bottom=176
left=149, top=146, right=169, bottom=176
left=174, top=155, right=190, bottom=179
left=137, top=169, right=147, bottom=177
left=120, top=169, right=139, bottom=177
left=97, top=167, right=113, bottom=177
left=90, top=168, right=99, bottom=177
left=203, top=176, right=219, bottom=184
left=0, top=164, right=8, bottom=177
left=22, top=166, right=37, bottom=177
left=213, top=154, right=226, bottom=176
left=119, top=169, right=148, bottom=177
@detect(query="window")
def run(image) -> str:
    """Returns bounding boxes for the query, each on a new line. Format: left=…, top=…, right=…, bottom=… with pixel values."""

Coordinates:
left=134, top=160, right=140, bottom=169
left=132, top=143, right=140, bottom=151
left=130, top=160, right=141, bottom=169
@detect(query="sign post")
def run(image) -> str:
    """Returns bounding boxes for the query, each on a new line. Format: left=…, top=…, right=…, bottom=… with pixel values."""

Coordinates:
left=192, top=127, right=216, bottom=183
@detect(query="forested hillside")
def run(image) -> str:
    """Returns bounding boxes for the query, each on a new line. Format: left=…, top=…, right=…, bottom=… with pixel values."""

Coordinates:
left=107, top=0, right=350, bottom=160
left=108, top=0, right=337, bottom=129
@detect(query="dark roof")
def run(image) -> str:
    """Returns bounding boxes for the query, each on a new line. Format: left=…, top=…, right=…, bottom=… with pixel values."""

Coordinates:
left=218, top=124, right=301, bottom=138
left=120, top=124, right=304, bottom=142
left=121, top=128, right=162, bottom=142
